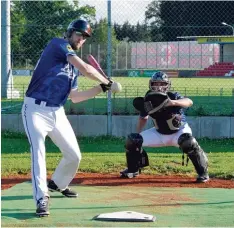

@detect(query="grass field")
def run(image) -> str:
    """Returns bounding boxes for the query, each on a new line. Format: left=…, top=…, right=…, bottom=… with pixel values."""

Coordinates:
left=12, top=76, right=234, bottom=95
left=2, top=76, right=234, bottom=115
left=1, top=131, right=234, bottom=179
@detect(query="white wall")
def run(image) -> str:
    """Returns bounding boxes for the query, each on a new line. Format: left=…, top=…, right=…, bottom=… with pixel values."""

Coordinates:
left=2, top=114, right=234, bottom=139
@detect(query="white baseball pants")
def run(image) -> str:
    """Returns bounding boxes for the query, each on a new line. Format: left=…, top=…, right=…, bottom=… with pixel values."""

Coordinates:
left=140, top=123, right=192, bottom=147
left=22, top=97, right=81, bottom=203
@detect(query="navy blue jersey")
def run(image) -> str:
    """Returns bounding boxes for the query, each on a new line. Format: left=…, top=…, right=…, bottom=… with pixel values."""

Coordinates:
left=26, top=38, right=78, bottom=106
left=140, top=91, right=187, bottom=135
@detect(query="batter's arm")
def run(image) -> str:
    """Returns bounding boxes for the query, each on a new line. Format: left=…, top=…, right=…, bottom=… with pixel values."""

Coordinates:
left=67, top=55, right=110, bottom=85
left=69, top=85, right=102, bottom=103
left=137, top=116, right=148, bottom=133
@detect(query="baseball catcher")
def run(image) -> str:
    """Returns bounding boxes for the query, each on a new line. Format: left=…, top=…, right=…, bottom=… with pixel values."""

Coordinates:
left=120, top=71, right=209, bottom=183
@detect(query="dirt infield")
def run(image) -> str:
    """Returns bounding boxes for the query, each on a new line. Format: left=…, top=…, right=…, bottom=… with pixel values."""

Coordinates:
left=2, top=173, right=234, bottom=190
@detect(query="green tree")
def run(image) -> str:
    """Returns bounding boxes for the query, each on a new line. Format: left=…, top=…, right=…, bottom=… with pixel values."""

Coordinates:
left=135, top=22, right=151, bottom=42
left=114, top=21, right=150, bottom=42
left=11, top=1, right=96, bottom=67
left=118, top=21, right=133, bottom=41
left=11, top=2, right=27, bottom=68
left=145, top=1, right=234, bottom=41
left=82, top=18, right=119, bottom=72
left=114, top=23, right=122, bottom=41
left=145, top=1, right=163, bottom=41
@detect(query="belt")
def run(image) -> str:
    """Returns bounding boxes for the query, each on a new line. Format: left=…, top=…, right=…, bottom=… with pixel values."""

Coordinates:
left=35, top=99, right=60, bottom=107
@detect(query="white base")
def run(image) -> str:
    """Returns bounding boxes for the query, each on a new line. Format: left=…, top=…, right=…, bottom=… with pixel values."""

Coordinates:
left=94, top=211, right=156, bottom=222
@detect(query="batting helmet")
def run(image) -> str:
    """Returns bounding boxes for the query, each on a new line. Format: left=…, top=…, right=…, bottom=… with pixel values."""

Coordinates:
left=66, top=19, right=92, bottom=38
left=149, top=71, right=171, bottom=92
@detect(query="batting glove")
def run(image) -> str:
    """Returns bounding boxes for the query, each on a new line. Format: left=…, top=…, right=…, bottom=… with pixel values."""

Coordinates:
left=100, top=80, right=113, bottom=92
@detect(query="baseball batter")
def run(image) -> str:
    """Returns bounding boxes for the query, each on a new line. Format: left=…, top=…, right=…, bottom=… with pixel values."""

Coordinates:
left=120, top=71, right=209, bottom=183
left=21, top=19, right=115, bottom=217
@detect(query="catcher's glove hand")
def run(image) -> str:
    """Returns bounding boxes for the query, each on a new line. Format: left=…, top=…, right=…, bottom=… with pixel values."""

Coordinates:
left=144, top=91, right=169, bottom=114
left=133, top=97, right=144, bottom=112
left=100, top=80, right=113, bottom=92
left=132, top=91, right=169, bottom=114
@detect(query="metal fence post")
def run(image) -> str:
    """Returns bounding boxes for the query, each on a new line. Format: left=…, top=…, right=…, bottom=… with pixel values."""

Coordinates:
left=107, top=0, right=112, bottom=135
left=1, top=0, right=11, bottom=98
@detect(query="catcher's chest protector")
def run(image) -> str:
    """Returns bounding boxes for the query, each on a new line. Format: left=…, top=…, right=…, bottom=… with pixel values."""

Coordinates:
left=147, top=92, right=185, bottom=134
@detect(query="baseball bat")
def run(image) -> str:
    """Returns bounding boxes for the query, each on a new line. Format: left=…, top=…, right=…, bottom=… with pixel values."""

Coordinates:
left=87, top=54, right=108, bottom=79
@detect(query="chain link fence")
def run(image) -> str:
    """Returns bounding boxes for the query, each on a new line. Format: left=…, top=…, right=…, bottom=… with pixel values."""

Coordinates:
left=2, top=0, right=234, bottom=115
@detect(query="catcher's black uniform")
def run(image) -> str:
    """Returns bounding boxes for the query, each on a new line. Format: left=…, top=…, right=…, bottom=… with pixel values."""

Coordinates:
left=139, top=90, right=186, bottom=135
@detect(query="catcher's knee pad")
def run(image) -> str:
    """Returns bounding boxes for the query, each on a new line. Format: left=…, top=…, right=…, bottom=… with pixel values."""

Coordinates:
left=178, top=133, right=208, bottom=176
left=125, top=133, right=149, bottom=173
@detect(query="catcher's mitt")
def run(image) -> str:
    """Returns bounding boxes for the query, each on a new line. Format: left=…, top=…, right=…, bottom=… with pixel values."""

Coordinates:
left=133, top=97, right=144, bottom=112
left=133, top=91, right=169, bottom=114
left=144, top=91, right=169, bottom=114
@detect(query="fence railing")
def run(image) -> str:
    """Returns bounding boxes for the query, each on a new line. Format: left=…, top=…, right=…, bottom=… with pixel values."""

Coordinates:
left=11, top=41, right=221, bottom=71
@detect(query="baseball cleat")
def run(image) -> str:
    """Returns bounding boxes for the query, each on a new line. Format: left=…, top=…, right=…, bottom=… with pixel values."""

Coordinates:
left=36, top=196, right=50, bottom=217
left=120, top=168, right=139, bottom=178
left=196, top=175, right=210, bottom=183
left=48, top=180, right=78, bottom=198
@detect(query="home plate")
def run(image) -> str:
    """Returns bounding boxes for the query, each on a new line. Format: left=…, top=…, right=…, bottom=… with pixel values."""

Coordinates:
left=93, top=211, right=156, bottom=222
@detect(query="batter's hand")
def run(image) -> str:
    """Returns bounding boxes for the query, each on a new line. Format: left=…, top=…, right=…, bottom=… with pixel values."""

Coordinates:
left=100, top=80, right=113, bottom=92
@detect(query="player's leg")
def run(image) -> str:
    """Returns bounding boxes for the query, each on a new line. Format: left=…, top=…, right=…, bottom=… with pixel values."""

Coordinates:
left=120, top=128, right=163, bottom=178
left=48, top=107, right=81, bottom=192
left=120, top=133, right=148, bottom=178
left=22, top=103, right=52, bottom=215
left=173, top=124, right=209, bottom=183
left=141, top=127, right=166, bottom=147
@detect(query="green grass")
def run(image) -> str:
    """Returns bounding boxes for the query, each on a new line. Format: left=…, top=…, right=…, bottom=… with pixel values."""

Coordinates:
left=2, top=95, right=233, bottom=116
left=2, top=76, right=234, bottom=115
left=1, top=131, right=234, bottom=179
left=11, top=76, right=234, bottom=97
left=13, top=76, right=234, bottom=91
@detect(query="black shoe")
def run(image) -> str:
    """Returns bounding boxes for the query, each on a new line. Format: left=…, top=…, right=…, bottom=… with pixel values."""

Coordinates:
left=36, top=197, right=50, bottom=217
left=120, top=168, right=139, bottom=178
left=196, top=175, right=210, bottom=183
left=48, top=180, right=78, bottom=198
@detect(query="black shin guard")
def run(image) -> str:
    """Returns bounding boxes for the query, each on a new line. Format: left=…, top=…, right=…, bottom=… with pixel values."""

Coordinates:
left=126, top=150, right=141, bottom=173
left=125, top=133, right=149, bottom=173
left=140, top=149, right=149, bottom=168
left=178, top=133, right=208, bottom=177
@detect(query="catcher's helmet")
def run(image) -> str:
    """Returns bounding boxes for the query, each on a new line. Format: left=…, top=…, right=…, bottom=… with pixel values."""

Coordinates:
left=149, top=71, right=171, bottom=92
left=66, top=19, right=92, bottom=38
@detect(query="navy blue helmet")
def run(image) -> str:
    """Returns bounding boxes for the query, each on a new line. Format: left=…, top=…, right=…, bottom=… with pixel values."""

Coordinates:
left=149, top=71, right=171, bottom=92
left=66, top=19, right=92, bottom=38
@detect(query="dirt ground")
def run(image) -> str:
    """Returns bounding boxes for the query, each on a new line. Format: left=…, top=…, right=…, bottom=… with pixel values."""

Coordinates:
left=1, top=172, right=234, bottom=190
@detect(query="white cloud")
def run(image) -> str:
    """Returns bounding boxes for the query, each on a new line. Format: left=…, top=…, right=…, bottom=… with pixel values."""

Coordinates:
left=79, top=0, right=151, bottom=25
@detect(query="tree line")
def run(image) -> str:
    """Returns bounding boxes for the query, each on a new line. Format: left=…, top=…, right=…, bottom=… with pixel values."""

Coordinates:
left=11, top=1, right=234, bottom=68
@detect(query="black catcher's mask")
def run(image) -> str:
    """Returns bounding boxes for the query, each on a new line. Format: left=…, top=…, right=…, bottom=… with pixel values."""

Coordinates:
left=149, top=71, right=171, bottom=92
